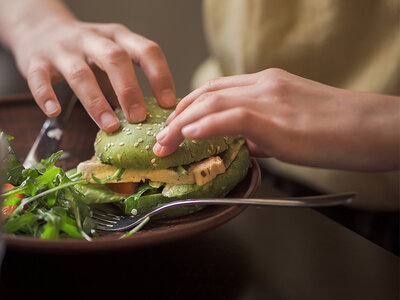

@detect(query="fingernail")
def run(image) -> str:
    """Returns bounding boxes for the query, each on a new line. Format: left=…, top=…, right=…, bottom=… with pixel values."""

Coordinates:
left=100, top=112, right=120, bottom=131
left=44, top=100, right=58, bottom=115
left=182, top=124, right=198, bottom=137
left=156, top=127, right=169, bottom=144
left=129, top=106, right=146, bottom=123
left=161, top=89, right=176, bottom=107
left=165, top=111, right=175, bottom=124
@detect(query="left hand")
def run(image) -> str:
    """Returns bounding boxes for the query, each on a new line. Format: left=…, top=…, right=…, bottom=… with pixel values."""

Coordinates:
left=153, top=68, right=400, bottom=171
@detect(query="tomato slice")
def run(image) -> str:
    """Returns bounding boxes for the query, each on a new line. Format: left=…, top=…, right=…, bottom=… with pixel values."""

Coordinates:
left=2, top=184, right=24, bottom=219
left=105, top=182, right=139, bottom=195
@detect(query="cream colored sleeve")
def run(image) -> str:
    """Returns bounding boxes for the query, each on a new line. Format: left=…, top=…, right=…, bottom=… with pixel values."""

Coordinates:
left=194, top=0, right=400, bottom=210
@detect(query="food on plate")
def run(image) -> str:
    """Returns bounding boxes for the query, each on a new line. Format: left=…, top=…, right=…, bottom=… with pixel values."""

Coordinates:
left=0, top=98, right=251, bottom=239
left=1, top=133, right=92, bottom=239
left=75, top=97, right=251, bottom=218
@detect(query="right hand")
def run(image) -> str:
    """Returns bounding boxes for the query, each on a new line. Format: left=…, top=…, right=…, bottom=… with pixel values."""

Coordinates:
left=12, top=21, right=176, bottom=132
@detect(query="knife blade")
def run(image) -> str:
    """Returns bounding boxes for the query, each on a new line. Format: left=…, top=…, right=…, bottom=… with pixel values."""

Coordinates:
left=23, top=82, right=77, bottom=168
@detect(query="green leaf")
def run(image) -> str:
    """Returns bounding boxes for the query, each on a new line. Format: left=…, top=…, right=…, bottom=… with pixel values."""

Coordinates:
left=173, top=166, right=188, bottom=176
left=124, top=183, right=153, bottom=213
left=121, top=217, right=150, bottom=238
left=0, top=132, right=25, bottom=186
left=92, top=168, right=125, bottom=184
left=3, top=212, right=38, bottom=233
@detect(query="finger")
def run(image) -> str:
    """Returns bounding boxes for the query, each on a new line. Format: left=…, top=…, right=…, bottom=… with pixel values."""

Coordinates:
left=156, top=108, right=268, bottom=157
left=157, top=87, right=251, bottom=147
left=167, top=73, right=255, bottom=124
left=27, top=61, right=60, bottom=117
left=53, top=54, right=120, bottom=132
left=245, top=139, right=271, bottom=157
left=82, top=35, right=146, bottom=123
left=100, top=24, right=176, bottom=108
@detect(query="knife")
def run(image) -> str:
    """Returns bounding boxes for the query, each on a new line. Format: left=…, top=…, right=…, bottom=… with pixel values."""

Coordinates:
left=23, top=82, right=77, bottom=168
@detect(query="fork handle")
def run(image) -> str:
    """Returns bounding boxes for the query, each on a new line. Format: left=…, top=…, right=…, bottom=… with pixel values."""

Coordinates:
left=160, top=192, right=354, bottom=210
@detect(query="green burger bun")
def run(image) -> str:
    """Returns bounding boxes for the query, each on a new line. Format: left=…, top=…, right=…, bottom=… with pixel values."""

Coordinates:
left=75, top=98, right=251, bottom=218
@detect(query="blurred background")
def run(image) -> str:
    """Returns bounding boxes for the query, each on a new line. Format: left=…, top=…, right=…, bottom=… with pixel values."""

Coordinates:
left=0, top=0, right=207, bottom=97
left=0, top=0, right=398, bottom=256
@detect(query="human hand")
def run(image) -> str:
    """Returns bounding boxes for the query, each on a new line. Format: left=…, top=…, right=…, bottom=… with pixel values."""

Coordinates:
left=12, top=20, right=175, bottom=132
left=154, top=68, right=400, bottom=171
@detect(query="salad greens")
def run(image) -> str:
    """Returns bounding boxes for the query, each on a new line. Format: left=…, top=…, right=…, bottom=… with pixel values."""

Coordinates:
left=1, top=144, right=94, bottom=240
left=92, top=167, right=125, bottom=184
left=0, top=133, right=148, bottom=240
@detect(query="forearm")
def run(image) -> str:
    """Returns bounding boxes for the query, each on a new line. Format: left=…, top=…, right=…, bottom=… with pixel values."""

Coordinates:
left=0, top=0, right=76, bottom=52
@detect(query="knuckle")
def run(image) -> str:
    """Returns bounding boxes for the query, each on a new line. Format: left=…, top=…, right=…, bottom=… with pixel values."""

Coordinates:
left=261, top=74, right=289, bottom=97
left=32, top=84, right=51, bottom=101
left=200, top=93, right=220, bottom=107
left=205, top=78, right=218, bottom=91
left=108, top=23, right=128, bottom=32
left=261, top=67, right=286, bottom=79
left=233, top=107, right=251, bottom=122
left=84, top=95, right=105, bottom=112
left=118, top=85, right=137, bottom=99
left=68, top=64, right=91, bottom=81
left=104, top=44, right=129, bottom=65
left=27, top=66, right=45, bottom=81
left=141, top=41, right=162, bottom=57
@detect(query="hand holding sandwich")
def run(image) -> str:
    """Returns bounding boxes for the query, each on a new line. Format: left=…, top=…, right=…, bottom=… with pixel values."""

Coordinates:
left=0, top=0, right=176, bottom=132
left=154, top=68, right=400, bottom=172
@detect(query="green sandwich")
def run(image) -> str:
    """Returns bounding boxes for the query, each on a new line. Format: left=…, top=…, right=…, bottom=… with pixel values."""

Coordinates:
left=75, top=98, right=251, bottom=218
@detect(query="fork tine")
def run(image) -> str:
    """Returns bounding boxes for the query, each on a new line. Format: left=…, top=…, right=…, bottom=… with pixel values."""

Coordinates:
left=92, top=218, right=115, bottom=228
left=92, top=212, right=120, bottom=222
left=96, top=224, right=112, bottom=231
left=91, top=216, right=118, bottom=225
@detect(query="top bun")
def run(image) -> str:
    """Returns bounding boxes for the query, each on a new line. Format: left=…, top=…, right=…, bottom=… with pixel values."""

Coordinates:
left=94, top=98, right=231, bottom=170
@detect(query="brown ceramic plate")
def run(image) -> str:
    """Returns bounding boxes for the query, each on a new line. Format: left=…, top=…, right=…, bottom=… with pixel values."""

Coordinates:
left=0, top=95, right=260, bottom=253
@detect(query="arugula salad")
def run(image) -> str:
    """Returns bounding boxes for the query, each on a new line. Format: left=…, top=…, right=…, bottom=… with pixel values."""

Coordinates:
left=0, top=133, right=143, bottom=240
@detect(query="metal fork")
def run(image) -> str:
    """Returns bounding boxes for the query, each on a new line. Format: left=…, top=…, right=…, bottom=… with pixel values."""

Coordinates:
left=91, top=192, right=355, bottom=232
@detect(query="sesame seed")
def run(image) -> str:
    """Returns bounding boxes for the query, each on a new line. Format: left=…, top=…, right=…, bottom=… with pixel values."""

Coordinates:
left=145, top=145, right=150, bottom=150
left=126, top=132, right=132, bottom=135
left=151, top=158, right=156, bottom=163
left=134, top=142, right=139, bottom=147
left=135, top=127, right=141, bottom=130
left=153, top=163, right=158, bottom=167
left=110, top=143, right=114, bottom=146
left=131, top=208, right=138, bottom=215
left=138, top=138, right=143, bottom=143
left=119, top=142, right=125, bottom=146
left=104, top=146, right=107, bottom=151
left=156, top=114, right=161, bottom=118
left=138, top=123, right=142, bottom=126
left=192, top=140, right=197, bottom=144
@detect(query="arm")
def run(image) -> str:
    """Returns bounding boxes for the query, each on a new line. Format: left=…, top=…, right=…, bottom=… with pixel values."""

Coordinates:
left=0, top=0, right=176, bottom=132
left=154, top=68, right=400, bottom=172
